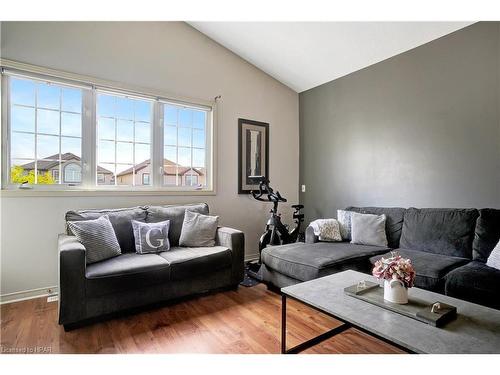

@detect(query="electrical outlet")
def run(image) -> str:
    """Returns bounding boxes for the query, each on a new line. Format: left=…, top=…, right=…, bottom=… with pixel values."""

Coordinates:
left=47, top=295, right=58, bottom=303
left=301, top=184, right=306, bottom=193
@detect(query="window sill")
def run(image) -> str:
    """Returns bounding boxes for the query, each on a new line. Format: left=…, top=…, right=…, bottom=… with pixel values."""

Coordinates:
left=0, top=188, right=217, bottom=198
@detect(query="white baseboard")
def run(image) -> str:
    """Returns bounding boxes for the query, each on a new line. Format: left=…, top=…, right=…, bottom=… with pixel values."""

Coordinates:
left=245, top=253, right=259, bottom=262
left=0, top=286, right=58, bottom=305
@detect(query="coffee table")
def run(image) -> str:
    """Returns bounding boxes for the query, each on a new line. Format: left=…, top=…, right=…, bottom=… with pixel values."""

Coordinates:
left=281, top=270, right=500, bottom=354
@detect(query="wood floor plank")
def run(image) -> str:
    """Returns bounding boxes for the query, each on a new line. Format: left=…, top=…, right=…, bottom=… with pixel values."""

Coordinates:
left=0, top=284, right=405, bottom=354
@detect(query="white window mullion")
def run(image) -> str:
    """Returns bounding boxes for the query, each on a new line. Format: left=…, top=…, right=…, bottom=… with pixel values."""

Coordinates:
left=81, top=88, right=95, bottom=189
left=152, top=101, right=163, bottom=189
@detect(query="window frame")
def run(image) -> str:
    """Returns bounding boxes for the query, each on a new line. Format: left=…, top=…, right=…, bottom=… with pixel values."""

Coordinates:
left=1, top=62, right=216, bottom=195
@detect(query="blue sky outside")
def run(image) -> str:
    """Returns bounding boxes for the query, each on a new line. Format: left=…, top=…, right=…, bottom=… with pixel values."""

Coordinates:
left=10, top=78, right=83, bottom=178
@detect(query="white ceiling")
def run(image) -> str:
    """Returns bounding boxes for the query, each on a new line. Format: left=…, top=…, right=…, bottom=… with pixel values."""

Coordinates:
left=189, top=22, right=474, bottom=92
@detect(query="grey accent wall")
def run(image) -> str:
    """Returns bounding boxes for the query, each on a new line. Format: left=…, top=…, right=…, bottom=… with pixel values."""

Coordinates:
left=299, top=22, right=500, bottom=223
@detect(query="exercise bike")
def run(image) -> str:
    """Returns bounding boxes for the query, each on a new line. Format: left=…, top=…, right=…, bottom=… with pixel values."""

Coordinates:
left=247, top=177, right=304, bottom=278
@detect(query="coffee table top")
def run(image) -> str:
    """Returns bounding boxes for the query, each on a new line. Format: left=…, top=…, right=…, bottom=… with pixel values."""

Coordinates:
left=281, top=270, right=500, bottom=354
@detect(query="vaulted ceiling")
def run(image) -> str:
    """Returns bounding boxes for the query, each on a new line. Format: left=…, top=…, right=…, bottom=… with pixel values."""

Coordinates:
left=189, top=22, right=474, bottom=92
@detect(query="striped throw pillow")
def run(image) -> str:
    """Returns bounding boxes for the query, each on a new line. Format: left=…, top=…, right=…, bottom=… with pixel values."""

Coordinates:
left=67, top=215, right=121, bottom=264
left=486, top=240, right=500, bottom=271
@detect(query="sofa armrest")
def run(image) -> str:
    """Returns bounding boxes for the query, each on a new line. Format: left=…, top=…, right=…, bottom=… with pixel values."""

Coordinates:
left=58, top=234, right=87, bottom=326
left=216, top=227, right=245, bottom=285
left=305, top=225, right=319, bottom=244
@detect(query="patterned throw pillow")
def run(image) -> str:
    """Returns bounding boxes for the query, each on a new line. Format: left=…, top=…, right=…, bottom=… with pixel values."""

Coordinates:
left=486, top=240, right=500, bottom=271
left=67, top=215, right=121, bottom=264
left=309, top=219, right=342, bottom=242
left=132, top=220, right=170, bottom=254
left=337, top=209, right=353, bottom=241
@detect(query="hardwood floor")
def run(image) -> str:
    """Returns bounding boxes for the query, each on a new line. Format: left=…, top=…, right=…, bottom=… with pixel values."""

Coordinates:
left=1, top=284, right=404, bottom=354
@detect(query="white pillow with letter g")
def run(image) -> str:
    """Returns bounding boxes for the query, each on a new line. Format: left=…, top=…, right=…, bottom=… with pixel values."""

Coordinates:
left=132, top=219, right=170, bottom=254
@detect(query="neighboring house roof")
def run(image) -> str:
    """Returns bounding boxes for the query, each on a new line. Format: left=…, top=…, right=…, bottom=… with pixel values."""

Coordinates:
left=116, top=159, right=204, bottom=177
left=20, top=153, right=113, bottom=174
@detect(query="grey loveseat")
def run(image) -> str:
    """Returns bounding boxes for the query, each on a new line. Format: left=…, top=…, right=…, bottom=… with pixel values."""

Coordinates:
left=261, top=206, right=500, bottom=310
left=58, top=203, right=245, bottom=329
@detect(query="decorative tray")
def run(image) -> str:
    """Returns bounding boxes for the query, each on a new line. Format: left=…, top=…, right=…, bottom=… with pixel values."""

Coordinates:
left=344, top=281, right=457, bottom=327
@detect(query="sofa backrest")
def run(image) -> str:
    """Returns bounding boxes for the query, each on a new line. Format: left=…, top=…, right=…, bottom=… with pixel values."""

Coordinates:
left=399, top=208, right=479, bottom=258
left=66, top=206, right=148, bottom=253
left=346, top=207, right=405, bottom=249
left=473, top=208, right=500, bottom=262
left=146, top=203, right=209, bottom=246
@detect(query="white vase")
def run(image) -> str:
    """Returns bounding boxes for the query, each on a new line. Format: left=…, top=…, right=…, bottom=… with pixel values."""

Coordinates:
left=384, top=279, right=408, bottom=304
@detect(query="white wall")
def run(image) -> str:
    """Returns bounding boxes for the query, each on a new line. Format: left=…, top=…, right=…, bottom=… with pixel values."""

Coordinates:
left=0, top=22, right=299, bottom=297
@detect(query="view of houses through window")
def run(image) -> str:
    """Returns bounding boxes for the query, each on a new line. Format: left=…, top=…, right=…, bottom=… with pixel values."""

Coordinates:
left=6, top=73, right=211, bottom=190
left=9, top=76, right=83, bottom=185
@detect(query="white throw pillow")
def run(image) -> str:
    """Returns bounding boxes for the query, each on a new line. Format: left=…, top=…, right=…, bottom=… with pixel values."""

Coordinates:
left=350, top=212, right=388, bottom=247
left=486, top=240, right=500, bottom=271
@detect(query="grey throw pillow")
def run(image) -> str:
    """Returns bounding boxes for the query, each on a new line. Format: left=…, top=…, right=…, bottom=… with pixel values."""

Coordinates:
left=350, top=212, right=388, bottom=247
left=179, top=210, right=219, bottom=247
left=337, top=209, right=353, bottom=240
left=67, top=215, right=121, bottom=264
left=486, top=240, right=500, bottom=271
left=132, top=219, right=170, bottom=254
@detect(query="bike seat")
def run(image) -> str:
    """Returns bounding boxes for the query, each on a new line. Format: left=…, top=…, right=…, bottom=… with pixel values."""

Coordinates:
left=291, top=204, right=304, bottom=210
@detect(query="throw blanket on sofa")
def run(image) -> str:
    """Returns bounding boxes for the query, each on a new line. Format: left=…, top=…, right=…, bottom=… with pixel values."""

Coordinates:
left=309, top=219, right=342, bottom=242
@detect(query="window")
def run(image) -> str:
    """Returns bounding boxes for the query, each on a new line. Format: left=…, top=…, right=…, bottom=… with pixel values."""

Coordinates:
left=2, top=67, right=214, bottom=192
left=51, top=169, right=60, bottom=183
left=163, top=103, right=209, bottom=188
left=185, top=173, right=198, bottom=186
left=64, top=163, right=82, bottom=183
left=7, top=76, right=83, bottom=185
left=96, top=92, right=152, bottom=186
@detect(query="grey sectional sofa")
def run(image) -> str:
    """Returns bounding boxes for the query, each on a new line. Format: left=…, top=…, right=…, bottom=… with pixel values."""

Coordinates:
left=58, top=203, right=244, bottom=329
left=261, top=206, right=500, bottom=310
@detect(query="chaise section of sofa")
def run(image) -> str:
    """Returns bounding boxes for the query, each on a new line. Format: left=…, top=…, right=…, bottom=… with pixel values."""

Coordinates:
left=261, top=207, right=405, bottom=289
left=261, top=241, right=390, bottom=288
left=58, top=203, right=244, bottom=329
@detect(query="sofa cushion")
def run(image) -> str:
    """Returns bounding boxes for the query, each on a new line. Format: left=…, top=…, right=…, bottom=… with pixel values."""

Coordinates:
left=158, top=246, right=232, bottom=281
left=261, top=242, right=390, bottom=282
left=399, top=208, right=478, bottom=258
left=445, top=261, right=500, bottom=310
left=346, top=207, right=405, bottom=248
left=85, top=253, right=170, bottom=297
left=473, top=209, right=500, bottom=262
left=370, top=249, right=469, bottom=292
left=146, top=203, right=209, bottom=246
left=66, top=206, right=147, bottom=253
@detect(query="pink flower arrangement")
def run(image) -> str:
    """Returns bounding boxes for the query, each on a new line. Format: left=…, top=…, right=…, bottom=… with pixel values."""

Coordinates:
left=372, top=253, right=416, bottom=288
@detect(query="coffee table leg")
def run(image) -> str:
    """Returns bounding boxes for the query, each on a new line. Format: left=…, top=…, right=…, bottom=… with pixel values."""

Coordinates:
left=281, top=294, right=287, bottom=354
left=281, top=293, right=353, bottom=354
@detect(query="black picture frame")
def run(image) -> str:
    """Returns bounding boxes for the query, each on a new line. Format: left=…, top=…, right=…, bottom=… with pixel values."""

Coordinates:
left=238, top=118, right=269, bottom=194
